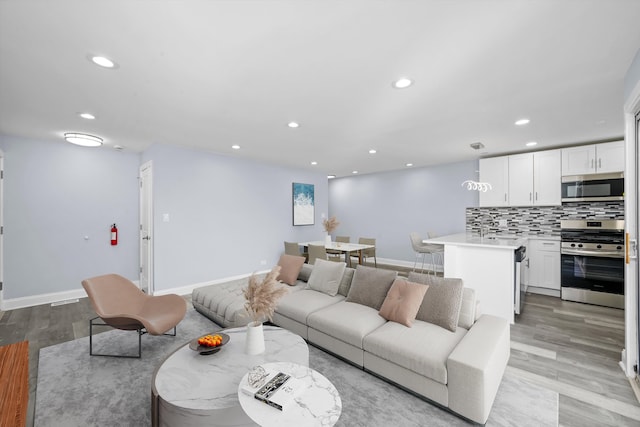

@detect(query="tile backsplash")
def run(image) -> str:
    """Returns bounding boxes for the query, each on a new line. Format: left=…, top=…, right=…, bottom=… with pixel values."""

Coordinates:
left=466, top=202, right=624, bottom=237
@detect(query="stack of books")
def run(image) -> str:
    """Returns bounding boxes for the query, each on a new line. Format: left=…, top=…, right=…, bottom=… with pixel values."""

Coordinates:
left=241, top=368, right=307, bottom=411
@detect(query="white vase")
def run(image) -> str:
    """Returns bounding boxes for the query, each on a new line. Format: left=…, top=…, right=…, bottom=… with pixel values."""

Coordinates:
left=245, top=321, right=265, bottom=355
left=325, top=234, right=332, bottom=245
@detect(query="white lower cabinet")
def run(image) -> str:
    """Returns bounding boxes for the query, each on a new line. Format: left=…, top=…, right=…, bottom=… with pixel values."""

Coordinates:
left=528, top=239, right=561, bottom=297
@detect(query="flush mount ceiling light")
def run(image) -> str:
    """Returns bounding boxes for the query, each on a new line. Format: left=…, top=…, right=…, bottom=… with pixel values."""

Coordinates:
left=352, top=170, right=359, bottom=174
left=470, top=142, right=485, bottom=150
left=310, top=161, right=318, bottom=165
left=393, top=78, right=413, bottom=89
left=369, top=149, right=377, bottom=154
left=405, top=163, right=413, bottom=167
left=526, top=141, right=538, bottom=147
left=90, top=55, right=117, bottom=68
left=287, top=121, right=299, bottom=128
left=328, top=175, right=336, bottom=179
left=79, top=112, right=95, bottom=120
left=231, top=144, right=240, bottom=150
left=64, top=132, right=103, bottom=147
left=515, top=118, right=530, bottom=126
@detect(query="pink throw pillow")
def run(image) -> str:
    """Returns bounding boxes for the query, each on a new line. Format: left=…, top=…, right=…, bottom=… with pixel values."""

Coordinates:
left=379, top=279, right=429, bottom=327
left=277, top=254, right=306, bottom=285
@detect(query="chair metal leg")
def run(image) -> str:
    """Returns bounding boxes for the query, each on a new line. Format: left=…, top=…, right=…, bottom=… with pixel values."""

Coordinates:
left=88, top=317, right=142, bottom=358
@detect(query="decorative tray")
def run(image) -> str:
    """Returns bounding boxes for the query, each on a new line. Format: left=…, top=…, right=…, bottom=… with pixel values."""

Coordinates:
left=189, top=332, right=230, bottom=355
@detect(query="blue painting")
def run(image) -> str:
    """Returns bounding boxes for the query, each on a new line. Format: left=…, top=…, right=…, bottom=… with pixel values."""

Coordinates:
left=292, top=183, right=314, bottom=225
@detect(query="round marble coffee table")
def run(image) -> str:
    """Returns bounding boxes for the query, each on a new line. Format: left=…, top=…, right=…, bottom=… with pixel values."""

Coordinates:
left=238, top=362, right=341, bottom=427
left=151, top=326, right=308, bottom=427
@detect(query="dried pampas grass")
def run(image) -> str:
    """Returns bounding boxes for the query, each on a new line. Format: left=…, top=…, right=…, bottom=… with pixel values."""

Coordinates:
left=323, top=216, right=340, bottom=234
left=243, top=265, right=288, bottom=324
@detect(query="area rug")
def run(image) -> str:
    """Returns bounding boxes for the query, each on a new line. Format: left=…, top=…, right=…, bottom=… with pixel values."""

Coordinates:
left=35, top=308, right=558, bottom=426
left=0, top=340, right=29, bottom=427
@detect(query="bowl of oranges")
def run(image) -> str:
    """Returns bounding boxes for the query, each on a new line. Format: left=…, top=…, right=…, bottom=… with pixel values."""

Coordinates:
left=189, top=332, right=230, bottom=355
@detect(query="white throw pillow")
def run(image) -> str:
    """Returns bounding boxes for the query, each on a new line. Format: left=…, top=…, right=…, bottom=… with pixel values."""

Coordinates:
left=307, top=259, right=346, bottom=296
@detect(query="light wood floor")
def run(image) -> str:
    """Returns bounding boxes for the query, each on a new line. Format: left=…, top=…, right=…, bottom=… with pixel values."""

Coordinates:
left=1, top=289, right=639, bottom=426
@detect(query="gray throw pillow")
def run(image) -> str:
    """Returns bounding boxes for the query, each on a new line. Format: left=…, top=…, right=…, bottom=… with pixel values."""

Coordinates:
left=338, top=267, right=356, bottom=297
left=407, top=272, right=464, bottom=332
left=345, top=265, right=397, bottom=310
left=298, top=263, right=313, bottom=282
left=307, top=259, right=346, bottom=296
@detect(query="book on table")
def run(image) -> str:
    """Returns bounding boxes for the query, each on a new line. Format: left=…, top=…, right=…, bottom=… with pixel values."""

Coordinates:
left=241, top=368, right=306, bottom=411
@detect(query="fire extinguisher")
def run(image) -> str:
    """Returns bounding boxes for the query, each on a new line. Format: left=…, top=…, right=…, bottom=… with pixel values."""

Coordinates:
left=111, top=224, right=118, bottom=246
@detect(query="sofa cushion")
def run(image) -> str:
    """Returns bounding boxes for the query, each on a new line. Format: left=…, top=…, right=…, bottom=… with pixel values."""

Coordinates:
left=345, top=265, right=397, bottom=310
left=275, top=289, right=345, bottom=324
left=277, top=254, right=306, bottom=285
left=379, top=279, right=429, bottom=327
left=307, top=259, right=346, bottom=296
left=307, top=301, right=387, bottom=347
left=407, top=272, right=464, bottom=332
left=458, top=288, right=477, bottom=330
left=337, top=267, right=356, bottom=297
left=363, top=320, right=467, bottom=385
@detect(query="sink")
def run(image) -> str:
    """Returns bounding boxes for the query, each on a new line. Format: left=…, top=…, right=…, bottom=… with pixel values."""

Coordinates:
left=482, top=236, right=520, bottom=242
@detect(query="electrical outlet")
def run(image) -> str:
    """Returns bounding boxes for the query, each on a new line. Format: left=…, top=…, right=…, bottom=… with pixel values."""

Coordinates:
left=498, top=219, right=508, bottom=227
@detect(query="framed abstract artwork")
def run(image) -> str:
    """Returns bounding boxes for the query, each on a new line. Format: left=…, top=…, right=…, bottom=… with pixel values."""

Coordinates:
left=292, top=182, right=314, bottom=225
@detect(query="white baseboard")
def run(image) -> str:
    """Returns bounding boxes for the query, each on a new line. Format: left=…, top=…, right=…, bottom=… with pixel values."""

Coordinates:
left=1, top=288, right=88, bottom=311
left=152, top=269, right=270, bottom=297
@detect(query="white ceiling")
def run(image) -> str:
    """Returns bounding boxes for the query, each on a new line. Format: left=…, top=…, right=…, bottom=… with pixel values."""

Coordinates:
left=1, top=0, right=639, bottom=177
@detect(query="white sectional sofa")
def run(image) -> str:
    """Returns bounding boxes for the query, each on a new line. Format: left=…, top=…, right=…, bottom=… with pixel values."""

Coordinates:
left=192, top=257, right=510, bottom=425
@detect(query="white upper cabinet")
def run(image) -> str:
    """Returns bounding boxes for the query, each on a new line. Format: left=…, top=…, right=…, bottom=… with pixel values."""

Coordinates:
left=595, top=141, right=625, bottom=174
left=533, top=149, right=561, bottom=206
left=561, top=141, right=624, bottom=175
left=508, top=153, right=534, bottom=206
left=479, top=156, right=509, bottom=207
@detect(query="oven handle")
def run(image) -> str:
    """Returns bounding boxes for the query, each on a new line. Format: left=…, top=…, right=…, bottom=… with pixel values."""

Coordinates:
left=561, top=248, right=624, bottom=258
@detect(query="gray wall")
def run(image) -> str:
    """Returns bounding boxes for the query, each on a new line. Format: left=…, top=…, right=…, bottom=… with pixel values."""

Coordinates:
left=0, top=135, right=140, bottom=299
left=328, top=160, right=478, bottom=262
left=624, top=48, right=640, bottom=101
left=141, top=144, right=328, bottom=292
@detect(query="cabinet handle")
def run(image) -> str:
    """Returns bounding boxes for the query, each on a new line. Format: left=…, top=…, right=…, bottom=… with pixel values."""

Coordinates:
left=504, top=193, right=507, bottom=202
left=529, top=192, right=532, bottom=201
left=599, top=158, right=602, bottom=169
left=535, top=192, right=538, bottom=201
left=591, top=159, right=594, bottom=169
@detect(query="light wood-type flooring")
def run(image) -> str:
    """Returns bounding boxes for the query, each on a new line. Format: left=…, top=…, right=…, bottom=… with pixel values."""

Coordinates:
left=1, top=285, right=639, bottom=426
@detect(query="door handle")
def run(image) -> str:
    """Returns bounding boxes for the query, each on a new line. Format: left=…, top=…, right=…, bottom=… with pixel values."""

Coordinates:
left=627, top=233, right=637, bottom=263
left=142, top=236, right=151, bottom=241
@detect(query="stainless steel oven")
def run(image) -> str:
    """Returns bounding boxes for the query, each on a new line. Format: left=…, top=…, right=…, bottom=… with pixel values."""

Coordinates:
left=560, top=219, right=625, bottom=309
left=561, top=172, right=624, bottom=202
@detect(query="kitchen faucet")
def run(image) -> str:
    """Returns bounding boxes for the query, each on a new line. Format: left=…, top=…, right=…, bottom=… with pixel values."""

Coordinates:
left=478, top=213, right=495, bottom=238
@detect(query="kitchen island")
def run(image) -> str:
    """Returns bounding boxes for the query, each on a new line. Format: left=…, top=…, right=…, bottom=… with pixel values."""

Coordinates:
left=424, top=233, right=527, bottom=324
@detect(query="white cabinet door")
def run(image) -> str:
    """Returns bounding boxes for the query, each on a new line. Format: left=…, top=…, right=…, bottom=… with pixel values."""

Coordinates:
left=479, top=157, right=509, bottom=207
left=533, top=149, right=561, bottom=206
left=562, top=145, right=596, bottom=175
left=528, top=240, right=560, bottom=291
left=595, top=140, right=624, bottom=173
left=508, top=153, right=534, bottom=206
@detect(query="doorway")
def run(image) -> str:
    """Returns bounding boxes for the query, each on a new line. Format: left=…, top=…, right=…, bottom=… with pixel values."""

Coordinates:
left=139, top=161, right=153, bottom=294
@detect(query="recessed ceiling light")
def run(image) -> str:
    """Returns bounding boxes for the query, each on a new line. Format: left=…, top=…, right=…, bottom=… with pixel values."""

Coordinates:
left=328, top=175, right=336, bottom=179
left=525, top=141, right=538, bottom=147
left=311, top=161, right=318, bottom=165
left=79, top=113, right=95, bottom=120
left=369, top=149, right=377, bottom=154
left=231, top=144, right=240, bottom=150
left=64, top=132, right=103, bottom=147
left=406, top=163, right=413, bottom=167
left=393, top=78, right=413, bottom=89
left=515, top=118, right=530, bottom=126
left=90, top=55, right=116, bottom=68
left=352, top=170, right=358, bottom=174
left=287, top=122, right=299, bottom=128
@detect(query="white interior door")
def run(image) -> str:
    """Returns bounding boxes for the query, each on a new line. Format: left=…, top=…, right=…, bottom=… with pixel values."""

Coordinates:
left=0, top=151, right=4, bottom=308
left=139, top=161, right=153, bottom=294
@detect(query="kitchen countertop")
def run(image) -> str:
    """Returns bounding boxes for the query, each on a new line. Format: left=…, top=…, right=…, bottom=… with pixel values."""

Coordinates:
left=424, top=232, right=527, bottom=250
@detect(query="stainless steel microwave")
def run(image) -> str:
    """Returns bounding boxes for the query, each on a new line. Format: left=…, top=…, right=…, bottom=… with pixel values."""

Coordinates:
left=561, top=172, right=624, bottom=202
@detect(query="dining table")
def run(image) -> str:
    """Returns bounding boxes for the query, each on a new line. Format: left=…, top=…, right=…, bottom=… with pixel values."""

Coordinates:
left=300, top=241, right=375, bottom=267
